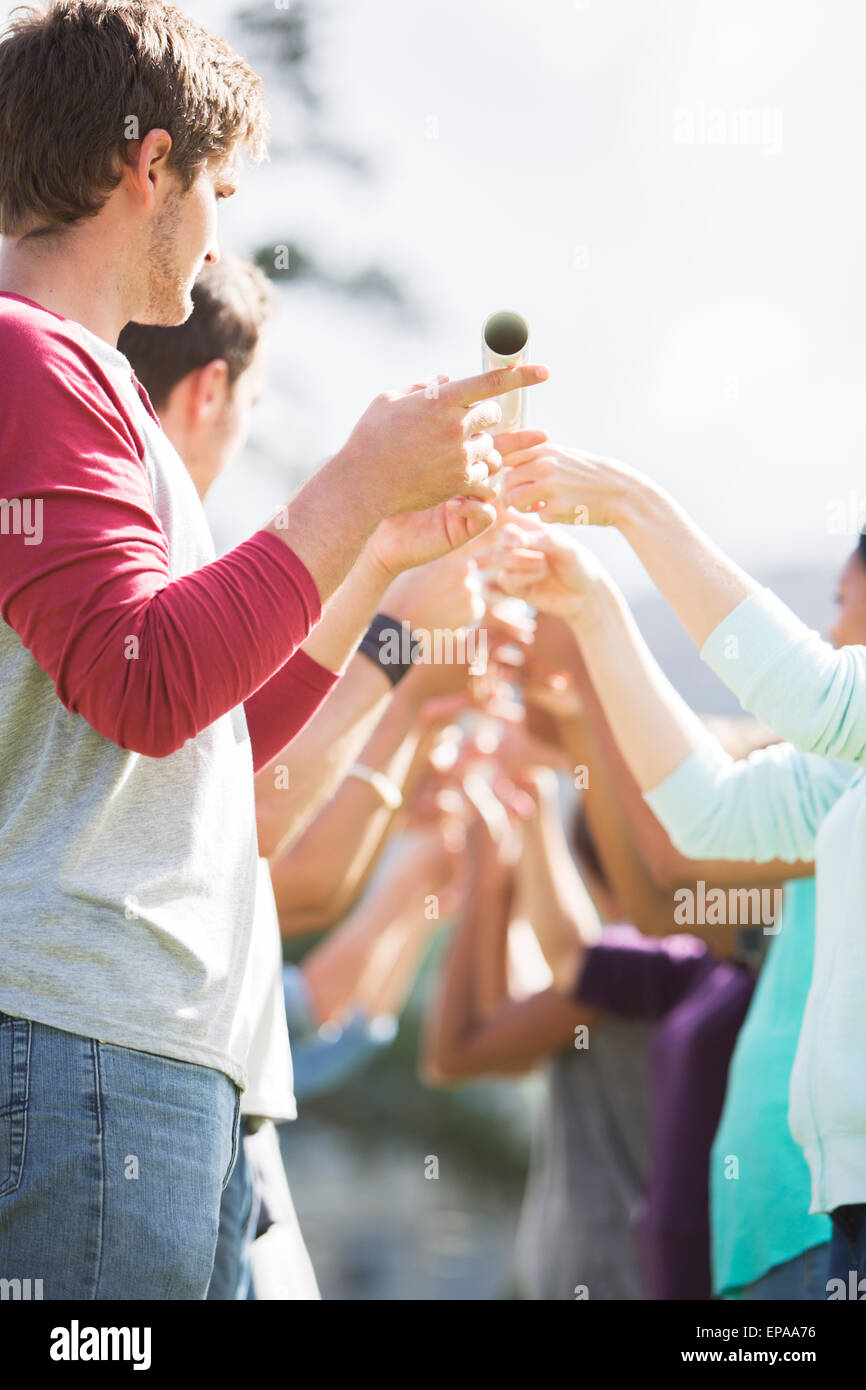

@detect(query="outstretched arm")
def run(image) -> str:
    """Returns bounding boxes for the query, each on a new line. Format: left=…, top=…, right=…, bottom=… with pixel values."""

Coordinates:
left=503, top=445, right=756, bottom=646
left=504, top=445, right=866, bottom=765
left=494, top=527, right=856, bottom=864
left=254, top=538, right=485, bottom=856
left=246, top=439, right=544, bottom=778
left=510, top=768, right=602, bottom=981
left=299, top=828, right=453, bottom=1024
left=268, top=674, right=425, bottom=935
left=517, top=620, right=809, bottom=953
left=422, top=798, right=593, bottom=1084
left=254, top=653, right=392, bottom=859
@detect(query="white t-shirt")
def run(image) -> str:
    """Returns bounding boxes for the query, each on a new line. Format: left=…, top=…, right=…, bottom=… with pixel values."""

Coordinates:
left=232, top=858, right=297, bottom=1121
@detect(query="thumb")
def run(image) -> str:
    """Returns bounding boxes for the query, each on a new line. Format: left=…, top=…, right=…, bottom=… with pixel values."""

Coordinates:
left=461, top=499, right=498, bottom=538
left=444, top=498, right=498, bottom=546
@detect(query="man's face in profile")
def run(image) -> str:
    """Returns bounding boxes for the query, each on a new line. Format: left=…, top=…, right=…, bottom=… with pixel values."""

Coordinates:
left=142, top=153, right=239, bottom=328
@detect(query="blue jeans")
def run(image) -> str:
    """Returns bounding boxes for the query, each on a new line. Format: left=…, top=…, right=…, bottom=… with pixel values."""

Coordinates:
left=207, top=1122, right=261, bottom=1300
left=827, top=1204, right=866, bottom=1295
left=737, top=1242, right=831, bottom=1299
left=0, top=1012, right=240, bottom=1299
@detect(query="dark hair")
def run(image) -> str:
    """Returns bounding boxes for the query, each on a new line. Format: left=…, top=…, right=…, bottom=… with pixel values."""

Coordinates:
left=570, top=800, right=610, bottom=897
left=0, top=0, right=267, bottom=237
left=118, top=255, right=273, bottom=408
left=858, top=532, right=866, bottom=570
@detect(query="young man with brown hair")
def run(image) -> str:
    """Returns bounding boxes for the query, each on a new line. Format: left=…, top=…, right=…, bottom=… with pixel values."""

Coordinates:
left=119, top=254, right=492, bottom=1300
left=0, top=0, right=547, bottom=1299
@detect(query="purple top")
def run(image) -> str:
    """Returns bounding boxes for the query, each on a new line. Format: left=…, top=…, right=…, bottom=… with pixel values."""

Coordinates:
left=577, top=925, right=754, bottom=1300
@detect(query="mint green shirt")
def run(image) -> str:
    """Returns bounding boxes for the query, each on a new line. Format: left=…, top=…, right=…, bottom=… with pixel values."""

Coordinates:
left=645, top=586, right=866, bottom=1216
left=710, top=876, right=831, bottom=1295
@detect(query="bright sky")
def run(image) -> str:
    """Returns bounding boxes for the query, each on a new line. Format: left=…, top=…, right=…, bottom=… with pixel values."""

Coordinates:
left=6, top=0, right=866, bottom=596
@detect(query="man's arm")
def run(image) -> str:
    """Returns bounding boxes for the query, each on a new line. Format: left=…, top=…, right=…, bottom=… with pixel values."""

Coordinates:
left=0, top=324, right=545, bottom=755
left=241, top=538, right=395, bottom=776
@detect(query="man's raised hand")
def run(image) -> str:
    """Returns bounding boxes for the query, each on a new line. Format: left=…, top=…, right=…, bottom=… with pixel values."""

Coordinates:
left=368, top=427, right=549, bottom=576
left=341, top=363, right=549, bottom=519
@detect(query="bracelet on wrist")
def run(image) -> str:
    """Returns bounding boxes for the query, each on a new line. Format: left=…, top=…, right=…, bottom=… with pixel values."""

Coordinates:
left=345, top=763, right=403, bottom=810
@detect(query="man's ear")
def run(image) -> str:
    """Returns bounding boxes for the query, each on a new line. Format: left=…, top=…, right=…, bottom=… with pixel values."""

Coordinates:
left=122, top=128, right=173, bottom=209
left=190, top=359, right=231, bottom=423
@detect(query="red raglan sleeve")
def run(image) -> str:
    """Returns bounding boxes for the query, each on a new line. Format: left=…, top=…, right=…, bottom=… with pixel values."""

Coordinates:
left=243, top=647, right=340, bottom=772
left=0, top=313, right=323, bottom=758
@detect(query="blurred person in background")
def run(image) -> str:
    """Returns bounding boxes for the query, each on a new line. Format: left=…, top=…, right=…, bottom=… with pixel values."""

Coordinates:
left=508, top=604, right=815, bottom=1300
left=423, top=581, right=802, bottom=1299
left=422, top=746, right=654, bottom=1300
left=493, top=460, right=866, bottom=1295
left=531, top=540, right=866, bottom=1302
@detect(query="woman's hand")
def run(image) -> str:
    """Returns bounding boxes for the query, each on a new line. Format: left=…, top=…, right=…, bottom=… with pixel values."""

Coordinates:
left=501, top=441, right=653, bottom=529
left=485, top=524, right=612, bottom=623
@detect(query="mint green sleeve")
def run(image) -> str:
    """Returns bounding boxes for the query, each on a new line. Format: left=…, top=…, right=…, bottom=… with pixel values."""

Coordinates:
left=701, top=586, right=866, bottom=766
left=644, top=737, right=856, bottom=863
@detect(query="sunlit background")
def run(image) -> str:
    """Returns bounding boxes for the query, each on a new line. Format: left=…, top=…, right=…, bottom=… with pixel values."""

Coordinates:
left=6, top=0, right=866, bottom=1297
left=207, top=0, right=866, bottom=617
left=181, top=0, right=866, bottom=711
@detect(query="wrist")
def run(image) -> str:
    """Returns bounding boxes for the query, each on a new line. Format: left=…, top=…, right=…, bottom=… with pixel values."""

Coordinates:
left=345, top=762, right=403, bottom=810
left=356, top=613, right=421, bottom=688
left=395, top=662, right=430, bottom=711
left=327, top=442, right=390, bottom=543
left=364, top=520, right=411, bottom=586
left=568, top=573, right=624, bottom=641
left=379, top=568, right=423, bottom=625
left=358, top=537, right=398, bottom=600
left=268, top=446, right=382, bottom=569
left=385, top=672, right=425, bottom=726
left=615, top=475, right=675, bottom=541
